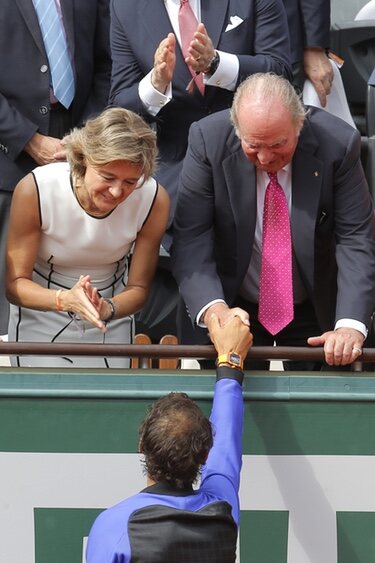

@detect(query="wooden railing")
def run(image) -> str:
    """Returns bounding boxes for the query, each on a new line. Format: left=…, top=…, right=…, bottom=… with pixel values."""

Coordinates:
left=0, top=340, right=375, bottom=371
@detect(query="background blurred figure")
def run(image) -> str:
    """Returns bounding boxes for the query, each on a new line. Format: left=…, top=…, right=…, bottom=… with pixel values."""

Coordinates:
left=284, top=0, right=357, bottom=128
left=355, top=0, right=375, bottom=19
left=0, top=0, right=112, bottom=336
left=109, top=0, right=292, bottom=244
left=6, top=108, right=169, bottom=368
left=282, top=0, right=333, bottom=105
left=172, top=73, right=375, bottom=370
left=86, top=315, right=252, bottom=563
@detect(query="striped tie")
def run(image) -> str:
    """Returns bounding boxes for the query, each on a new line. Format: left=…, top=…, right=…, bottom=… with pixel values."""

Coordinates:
left=34, top=0, right=75, bottom=109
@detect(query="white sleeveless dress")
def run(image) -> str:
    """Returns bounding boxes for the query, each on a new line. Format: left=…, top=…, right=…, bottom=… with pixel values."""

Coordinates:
left=8, top=162, right=158, bottom=368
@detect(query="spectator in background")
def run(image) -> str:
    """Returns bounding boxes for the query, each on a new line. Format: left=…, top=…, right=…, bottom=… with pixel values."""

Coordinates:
left=86, top=314, right=253, bottom=563
left=282, top=0, right=333, bottom=106
left=171, top=73, right=375, bottom=370
left=6, top=108, right=169, bottom=368
left=109, top=0, right=292, bottom=246
left=0, top=0, right=112, bottom=336
left=355, top=2, right=375, bottom=88
left=283, top=0, right=355, bottom=128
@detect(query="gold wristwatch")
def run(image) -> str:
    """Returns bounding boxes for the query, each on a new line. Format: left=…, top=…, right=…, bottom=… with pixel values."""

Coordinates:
left=216, top=352, right=243, bottom=370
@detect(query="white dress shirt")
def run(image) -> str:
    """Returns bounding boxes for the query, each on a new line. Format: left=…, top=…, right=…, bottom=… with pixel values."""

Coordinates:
left=138, top=0, right=239, bottom=116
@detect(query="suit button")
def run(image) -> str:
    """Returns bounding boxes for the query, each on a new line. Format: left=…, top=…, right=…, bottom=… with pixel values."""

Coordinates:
left=40, top=64, right=48, bottom=73
left=40, top=106, right=48, bottom=115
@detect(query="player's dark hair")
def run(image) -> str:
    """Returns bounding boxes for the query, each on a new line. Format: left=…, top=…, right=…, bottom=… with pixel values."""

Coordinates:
left=139, top=393, right=213, bottom=489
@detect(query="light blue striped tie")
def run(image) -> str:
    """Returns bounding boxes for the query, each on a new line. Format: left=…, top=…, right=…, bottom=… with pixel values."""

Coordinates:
left=34, top=0, right=75, bottom=109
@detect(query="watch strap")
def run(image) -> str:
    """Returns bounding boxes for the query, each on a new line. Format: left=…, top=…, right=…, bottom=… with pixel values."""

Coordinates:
left=216, top=352, right=243, bottom=370
left=204, top=51, right=220, bottom=77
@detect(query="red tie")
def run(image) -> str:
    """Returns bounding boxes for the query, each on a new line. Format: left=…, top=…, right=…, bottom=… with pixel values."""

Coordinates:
left=178, top=0, right=204, bottom=95
left=258, top=172, right=294, bottom=335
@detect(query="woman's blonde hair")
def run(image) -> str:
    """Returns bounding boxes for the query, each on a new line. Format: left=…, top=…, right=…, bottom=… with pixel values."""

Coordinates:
left=64, top=107, right=158, bottom=182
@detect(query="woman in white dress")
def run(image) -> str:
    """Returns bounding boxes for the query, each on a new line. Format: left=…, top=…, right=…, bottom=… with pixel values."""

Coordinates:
left=6, top=108, right=169, bottom=367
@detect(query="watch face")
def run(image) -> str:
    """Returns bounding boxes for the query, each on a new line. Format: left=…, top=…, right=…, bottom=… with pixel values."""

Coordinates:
left=229, top=353, right=241, bottom=366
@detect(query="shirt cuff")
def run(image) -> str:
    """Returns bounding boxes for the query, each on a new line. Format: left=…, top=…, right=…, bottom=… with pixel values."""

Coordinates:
left=204, top=51, right=239, bottom=91
left=196, top=299, right=227, bottom=327
left=334, top=318, right=368, bottom=339
left=138, top=70, right=172, bottom=116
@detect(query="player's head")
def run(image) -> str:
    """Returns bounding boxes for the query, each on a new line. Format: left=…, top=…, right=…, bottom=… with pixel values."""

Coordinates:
left=139, top=392, right=213, bottom=488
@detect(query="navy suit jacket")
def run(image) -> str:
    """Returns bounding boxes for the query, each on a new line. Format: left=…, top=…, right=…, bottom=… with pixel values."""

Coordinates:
left=0, top=0, right=111, bottom=192
left=171, top=108, right=375, bottom=343
left=110, top=0, right=292, bottom=219
left=282, top=0, right=331, bottom=65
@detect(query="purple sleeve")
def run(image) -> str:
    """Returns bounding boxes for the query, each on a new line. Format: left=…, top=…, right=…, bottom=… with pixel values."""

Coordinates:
left=200, top=375, right=244, bottom=523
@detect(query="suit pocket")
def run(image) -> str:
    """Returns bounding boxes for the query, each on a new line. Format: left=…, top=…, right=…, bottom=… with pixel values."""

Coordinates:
left=218, top=17, right=253, bottom=52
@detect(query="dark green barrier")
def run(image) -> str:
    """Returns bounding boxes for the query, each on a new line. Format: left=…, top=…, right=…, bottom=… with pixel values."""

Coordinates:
left=1, top=368, right=375, bottom=562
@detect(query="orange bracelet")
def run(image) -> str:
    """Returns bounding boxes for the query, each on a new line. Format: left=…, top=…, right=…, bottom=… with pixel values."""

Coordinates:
left=55, top=289, right=64, bottom=311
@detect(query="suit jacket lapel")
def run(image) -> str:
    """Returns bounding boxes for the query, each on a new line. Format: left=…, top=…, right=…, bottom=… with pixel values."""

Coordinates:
left=291, top=122, right=323, bottom=294
left=202, top=0, right=229, bottom=47
left=15, top=0, right=45, bottom=55
left=140, top=0, right=174, bottom=42
left=140, top=0, right=193, bottom=89
left=60, top=0, right=75, bottom=58
left=223, top=141, right=256, bottom=277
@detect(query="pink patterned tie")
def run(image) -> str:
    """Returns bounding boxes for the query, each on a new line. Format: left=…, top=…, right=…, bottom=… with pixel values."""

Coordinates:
left=258, top=172, right=294, bottom=335
left=179, top=0, right=204, bottom=95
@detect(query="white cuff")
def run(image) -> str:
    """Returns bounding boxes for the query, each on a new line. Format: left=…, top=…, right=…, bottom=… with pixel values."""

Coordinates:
left=204, top=51, right=239, bottom=91
left=138, top=70, right=172, bottom=116
left=334, top=318, right=368, bottom=339
left=196, top=299, right=227, bottom=327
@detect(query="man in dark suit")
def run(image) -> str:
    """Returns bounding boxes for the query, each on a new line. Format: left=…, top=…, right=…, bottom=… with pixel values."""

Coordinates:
left=282, top=0, right=333, bottom=106
left=0, top=0, right=111, bottom=334
left=109, top=0, right=292, bottom=235
left=171, top=73, right=375, bottom=368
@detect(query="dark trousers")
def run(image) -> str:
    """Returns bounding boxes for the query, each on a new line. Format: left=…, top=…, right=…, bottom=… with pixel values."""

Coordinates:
left=48, top=102, right=73, bottom=138
left=234, top=297, right=322, bottom=371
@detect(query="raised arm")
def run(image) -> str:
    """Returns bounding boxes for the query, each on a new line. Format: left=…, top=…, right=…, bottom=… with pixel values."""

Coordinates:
left=200, top=315, right=252, bottom=524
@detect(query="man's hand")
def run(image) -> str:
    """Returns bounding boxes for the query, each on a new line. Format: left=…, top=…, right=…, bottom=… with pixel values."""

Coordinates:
left=151, top=33, right=176, bottom=94
left=185, top=23, right=215, bottom=73
left=209, top=313, right=253, bottom=360
left=24, top=132, right=65, bottom=165
left=204, top=302, right=250, bottom=330
left=308, top=327, right=365, bottom=366
left=303, top=48, right=333, bottom=107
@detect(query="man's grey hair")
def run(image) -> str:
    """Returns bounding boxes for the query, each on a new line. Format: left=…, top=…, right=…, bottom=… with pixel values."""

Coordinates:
left=230, top=73, right=308, bottom=137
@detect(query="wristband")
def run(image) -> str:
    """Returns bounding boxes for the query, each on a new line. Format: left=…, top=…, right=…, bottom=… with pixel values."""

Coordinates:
left=55, top=289, right=64, bottom=311
left=103, top=298, right=116, bottom=323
